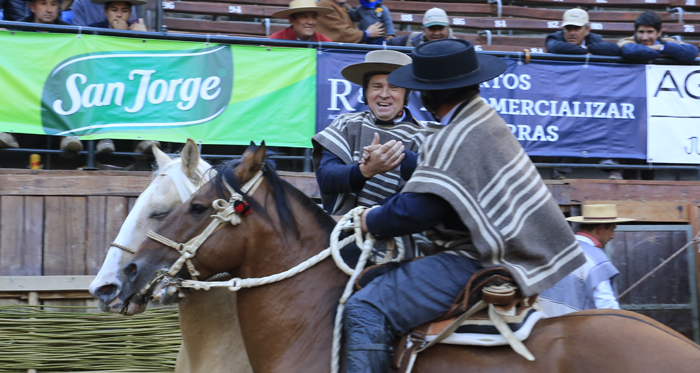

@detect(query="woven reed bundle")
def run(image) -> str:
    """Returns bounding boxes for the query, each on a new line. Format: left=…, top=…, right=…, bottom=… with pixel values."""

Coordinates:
left=0, top=305, right=181, bottom=372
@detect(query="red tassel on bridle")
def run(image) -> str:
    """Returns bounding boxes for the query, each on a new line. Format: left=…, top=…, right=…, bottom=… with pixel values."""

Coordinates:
left=234, top=200, right=252, bottom=216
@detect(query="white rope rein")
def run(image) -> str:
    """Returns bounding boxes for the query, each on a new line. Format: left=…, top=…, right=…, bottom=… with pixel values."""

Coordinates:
left=143, top=170, right=405, bottom=373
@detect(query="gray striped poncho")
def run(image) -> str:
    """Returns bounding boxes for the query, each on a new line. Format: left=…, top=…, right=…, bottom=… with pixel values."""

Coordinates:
left=403, top=96, right=586, bottom=296
left=312, top=110, right=426, bottom=215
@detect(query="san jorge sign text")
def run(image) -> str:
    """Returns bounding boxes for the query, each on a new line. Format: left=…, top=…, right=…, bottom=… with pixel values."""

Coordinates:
left=41, top=45, right=233, bottom=136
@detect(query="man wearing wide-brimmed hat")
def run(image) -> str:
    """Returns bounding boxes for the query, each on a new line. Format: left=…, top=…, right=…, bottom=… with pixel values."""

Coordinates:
left=269, top=0, right=332, bottom=42
left=87, top=0, right=146, bottom=30
left=539, top=204, right=634, bottom=317
left=312, top=50, right=424, bottom=217
left=343, top=39, right=586, bottom=372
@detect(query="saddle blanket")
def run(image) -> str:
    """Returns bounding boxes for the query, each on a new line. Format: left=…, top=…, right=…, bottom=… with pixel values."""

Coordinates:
left=427, top=308, right=546, bottom=347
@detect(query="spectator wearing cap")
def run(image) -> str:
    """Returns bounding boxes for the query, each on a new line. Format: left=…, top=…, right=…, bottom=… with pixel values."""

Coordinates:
left=269, top=0, right=332, bottom=42
left=71, top=0, right=135, bottom=26
left=315, top=0, right=385, bottom=43
left=348, top=0, right=395, bottom=45
left=618, top=11, right=699, bottom=61
left=545, top=8, right=620, bottom=55
left=538, top=204, right=634, bottom=317
left=18, top=0, right=69, bottom=24
left=388, top=7, right=455, bottom=47
left=87, top=0, right=145, bottom=30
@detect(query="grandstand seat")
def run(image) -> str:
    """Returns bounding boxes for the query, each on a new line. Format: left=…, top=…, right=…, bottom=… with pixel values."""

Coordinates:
left=161, top=0, right=700, bottom=53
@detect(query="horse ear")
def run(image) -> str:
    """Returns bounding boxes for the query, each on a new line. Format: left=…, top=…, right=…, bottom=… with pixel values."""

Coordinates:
left=241, top=141, right=258, bottom=159
left=236, top=141, right=266, bottom=181
left=251, top=141, right=266, bottom=172
left=153, top=141, right=172, bottom=170
left=181, top=139, right=200, bottom=179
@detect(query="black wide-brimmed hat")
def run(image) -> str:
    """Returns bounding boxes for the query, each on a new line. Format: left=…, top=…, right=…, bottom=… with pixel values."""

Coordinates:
left=387, top=39, right=507, bottom=91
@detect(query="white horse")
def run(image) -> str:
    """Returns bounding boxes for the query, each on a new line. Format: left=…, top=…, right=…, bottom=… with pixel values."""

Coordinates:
left=89, top=139, right=252, bottom=373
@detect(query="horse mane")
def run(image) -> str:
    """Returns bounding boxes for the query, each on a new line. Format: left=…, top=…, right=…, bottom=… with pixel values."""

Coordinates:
left=213, top=159, right=320, bottom=241
left=279, top=178, right=337, bottom=236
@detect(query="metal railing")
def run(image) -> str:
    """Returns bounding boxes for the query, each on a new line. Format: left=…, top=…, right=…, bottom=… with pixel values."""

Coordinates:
left=1, top=20, right=698, bottom=64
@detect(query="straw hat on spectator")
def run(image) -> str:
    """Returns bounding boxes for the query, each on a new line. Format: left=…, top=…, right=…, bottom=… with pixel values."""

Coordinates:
left=341, top=50, right=412, bottom=86
left=272, top=0, right=332, bottom=19
left=566, top=204, right=635, bottom=224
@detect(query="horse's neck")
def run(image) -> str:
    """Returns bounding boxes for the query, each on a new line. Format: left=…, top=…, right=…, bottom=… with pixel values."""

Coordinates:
left=236, top=200, right=346, bottom=373
left=177, top=290, right=252, bottom=373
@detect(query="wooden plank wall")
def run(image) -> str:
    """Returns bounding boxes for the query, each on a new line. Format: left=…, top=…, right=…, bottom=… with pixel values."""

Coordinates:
left=610, top=230, right=695, bottom=340
left=0, top=170, right=152, bottom=308
left=0, top=169, right=319, bottom=309
left=3, top=170, right=700, bottom=316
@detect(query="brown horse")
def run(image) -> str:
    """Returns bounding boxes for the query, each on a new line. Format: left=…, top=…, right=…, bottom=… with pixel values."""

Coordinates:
left=121, top=144, right=700, bottom=373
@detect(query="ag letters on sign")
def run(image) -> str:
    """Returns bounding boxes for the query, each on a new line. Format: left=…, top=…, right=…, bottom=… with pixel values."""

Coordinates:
left=646, top=66, right=700, bottom=164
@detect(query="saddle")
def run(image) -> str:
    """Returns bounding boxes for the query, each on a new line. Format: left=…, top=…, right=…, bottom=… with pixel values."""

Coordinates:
left=356, top=264, right=544, bottom=373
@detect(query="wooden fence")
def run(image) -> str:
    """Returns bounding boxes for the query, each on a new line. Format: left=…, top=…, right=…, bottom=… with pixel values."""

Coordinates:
left=1, top=169, right=700, bottom=342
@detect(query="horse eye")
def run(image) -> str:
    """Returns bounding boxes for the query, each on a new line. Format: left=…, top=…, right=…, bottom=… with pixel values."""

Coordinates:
left=149, top=211, right=170, bottom=220
left=189, top=204, right=208, bottom=215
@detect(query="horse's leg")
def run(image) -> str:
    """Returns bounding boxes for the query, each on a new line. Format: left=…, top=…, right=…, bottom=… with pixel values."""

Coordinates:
left=176, top=288, right=253, bottom=373
left=412, top=310, right=700, bottom=373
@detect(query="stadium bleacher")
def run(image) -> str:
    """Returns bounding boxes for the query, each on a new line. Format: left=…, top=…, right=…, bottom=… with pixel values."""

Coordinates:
left=161, top=0, right=700, bottom=53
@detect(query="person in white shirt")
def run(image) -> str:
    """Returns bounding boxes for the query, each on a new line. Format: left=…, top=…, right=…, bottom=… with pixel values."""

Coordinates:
left=538, top=204, right=635, bottom=316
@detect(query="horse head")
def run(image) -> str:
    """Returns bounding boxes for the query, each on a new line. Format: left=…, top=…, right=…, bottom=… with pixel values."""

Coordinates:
left=89, top=139, right=212, bottom=315
left=121, top=142, right=310, bottom=308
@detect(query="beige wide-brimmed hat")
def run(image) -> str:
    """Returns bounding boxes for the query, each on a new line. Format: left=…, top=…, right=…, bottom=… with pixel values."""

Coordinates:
left=90, top=0, right=148, bottom=6
left=341, top=50, right=412, bottom=86
left=272, top=0, right=332, bottom=19
left=566, top=204, right=635, bottom=224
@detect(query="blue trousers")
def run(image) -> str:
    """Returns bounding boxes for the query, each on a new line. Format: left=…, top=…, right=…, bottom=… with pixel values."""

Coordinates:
left=347, top=253, right=482, bottom=335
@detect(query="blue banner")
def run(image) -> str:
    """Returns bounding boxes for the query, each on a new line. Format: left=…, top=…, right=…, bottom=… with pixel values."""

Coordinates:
left=317, top=49, right=647, bottom=159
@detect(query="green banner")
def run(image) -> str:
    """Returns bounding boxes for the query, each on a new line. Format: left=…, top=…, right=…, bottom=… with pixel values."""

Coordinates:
left=0, top=32, right=316, bottom=147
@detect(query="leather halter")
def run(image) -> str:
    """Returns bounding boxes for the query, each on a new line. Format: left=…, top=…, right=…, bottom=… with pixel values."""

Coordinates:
left=138, top=171, right=264, bottom=297
left=110, top=166, right=209, bottom=256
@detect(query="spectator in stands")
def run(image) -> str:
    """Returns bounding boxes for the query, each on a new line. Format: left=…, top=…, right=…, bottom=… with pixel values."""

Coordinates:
left=348, top=0, right=395, bottom=45
left=388, top=7, right=455, bottom=47
left=18, top=0, right=69, bottom=24
left=269, top=0, right=332, bottom=42
left=315, top=0, right=385, bottom=43
left=87, top=0, right=144, bottom=30
left=538, top=204, right=634, bottom=317
left=545, top=8, right=620, bottom=55
left=71, top=0, right=134, bottom=26
left=618, top=11, right=699, bottom=61
left=0, top=0, right=29, bottom=21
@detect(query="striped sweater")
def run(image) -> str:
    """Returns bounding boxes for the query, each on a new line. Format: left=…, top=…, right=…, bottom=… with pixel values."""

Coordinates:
left=402, top=96, right=586, bottom=295
left=312, top=110, right=426, bottom=215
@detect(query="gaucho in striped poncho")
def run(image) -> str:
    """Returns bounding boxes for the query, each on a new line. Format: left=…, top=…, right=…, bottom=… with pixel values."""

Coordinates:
left=403, top=96, right=585, bottom=295
left=343, top=40, right=586, bottom=373
left=312, top=111, right=425, bottom=215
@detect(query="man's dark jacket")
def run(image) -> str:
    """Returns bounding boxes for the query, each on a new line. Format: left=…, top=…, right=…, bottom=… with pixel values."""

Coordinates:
left=0, top=0, right=29, bottom=21
left=546, top=30, right=620, bottom=56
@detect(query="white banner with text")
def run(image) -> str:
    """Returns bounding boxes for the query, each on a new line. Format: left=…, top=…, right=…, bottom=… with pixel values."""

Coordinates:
left=647, top=65, right=700, bottom=164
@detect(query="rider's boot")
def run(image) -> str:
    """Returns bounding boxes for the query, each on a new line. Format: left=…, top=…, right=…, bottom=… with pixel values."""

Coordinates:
left=344, top=303, right=394, bottom=373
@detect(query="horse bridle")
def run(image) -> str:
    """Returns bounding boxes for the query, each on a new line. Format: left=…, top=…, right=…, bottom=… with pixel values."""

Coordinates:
left=136, top=170, right=265, bottom=297
left=110, top=166, right=209, bottom=256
